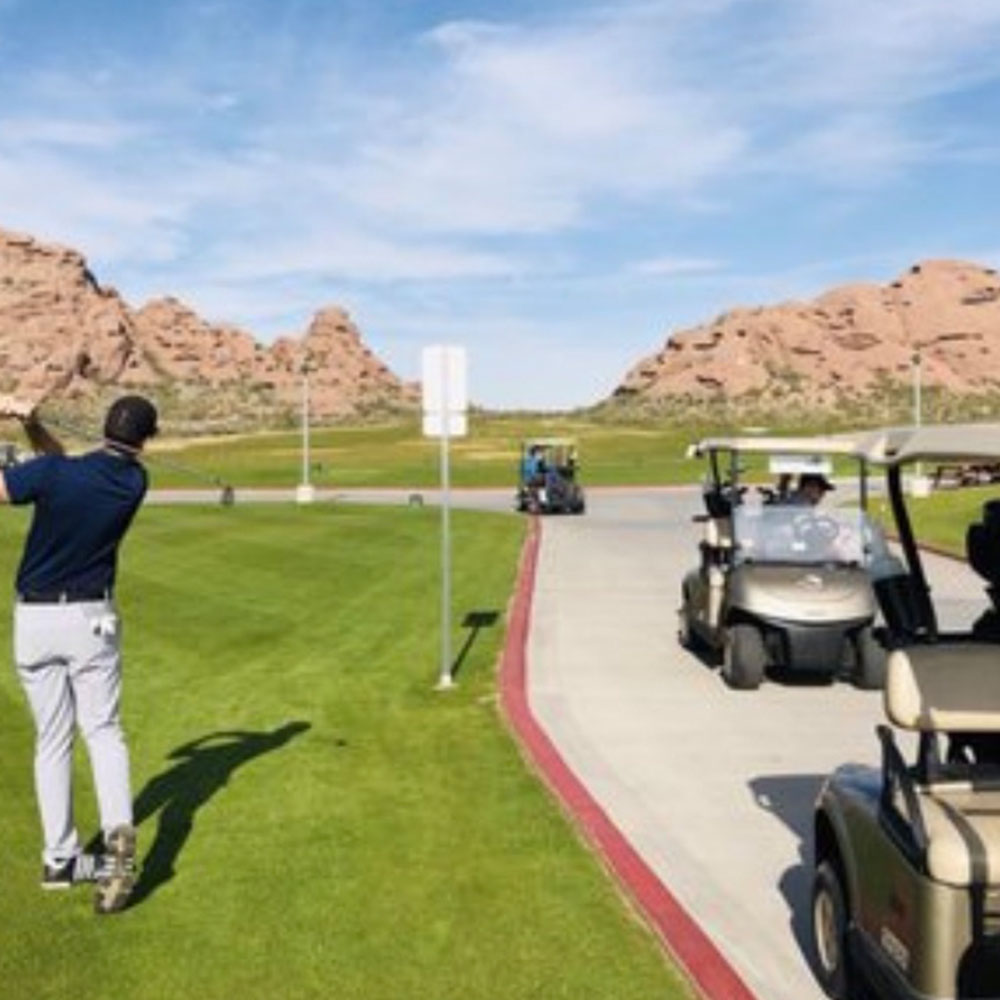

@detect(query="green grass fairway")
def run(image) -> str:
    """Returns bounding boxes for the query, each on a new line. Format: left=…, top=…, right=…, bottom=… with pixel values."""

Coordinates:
left=901, top=484, right=999, bottom=555
left=0, top=504, right=688, bottom=1000
left=130, top=416, right=703, bottom=490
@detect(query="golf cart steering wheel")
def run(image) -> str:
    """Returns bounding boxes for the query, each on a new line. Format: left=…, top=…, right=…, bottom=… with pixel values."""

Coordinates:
left=793, top=513, right=841, bottom=547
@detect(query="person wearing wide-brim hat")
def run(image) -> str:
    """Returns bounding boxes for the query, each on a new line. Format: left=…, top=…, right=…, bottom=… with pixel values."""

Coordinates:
left=0, top=393, right=158, bottom=915
left=792, top=472, right=835, bottom=506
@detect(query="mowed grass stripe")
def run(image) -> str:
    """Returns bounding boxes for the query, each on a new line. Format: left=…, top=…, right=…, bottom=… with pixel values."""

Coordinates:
left=0, top=504, right=689, bottom=1000
left=136, top=416, right=703, bottom=489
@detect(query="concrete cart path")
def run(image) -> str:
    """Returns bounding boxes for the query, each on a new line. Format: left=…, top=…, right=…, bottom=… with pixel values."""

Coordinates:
left=525, top=490, right=984, bottom=1000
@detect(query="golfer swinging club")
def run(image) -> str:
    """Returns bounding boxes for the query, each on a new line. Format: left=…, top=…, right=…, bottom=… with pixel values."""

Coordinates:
left=0, top=393, right=158, bottom=914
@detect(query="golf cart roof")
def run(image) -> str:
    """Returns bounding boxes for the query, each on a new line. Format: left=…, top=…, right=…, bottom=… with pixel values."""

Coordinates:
left=690, top=423, right=1000, bottom=466
left=687, top=433, right=864, bottom=460
left=853, top=423, right=1000, bottom=467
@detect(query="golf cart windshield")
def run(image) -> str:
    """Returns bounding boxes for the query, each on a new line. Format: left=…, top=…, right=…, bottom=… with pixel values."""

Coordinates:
left=733, top=505, right=870, bottom=566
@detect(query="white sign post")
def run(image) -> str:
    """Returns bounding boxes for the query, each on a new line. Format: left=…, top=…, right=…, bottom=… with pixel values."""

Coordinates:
left=422, top=345, right=468, bottom=690
left=296, top=360, right=316, bottom=504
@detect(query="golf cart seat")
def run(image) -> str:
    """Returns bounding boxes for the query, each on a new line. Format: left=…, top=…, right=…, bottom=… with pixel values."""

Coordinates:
left=882, top=645, right=1000, bottom=887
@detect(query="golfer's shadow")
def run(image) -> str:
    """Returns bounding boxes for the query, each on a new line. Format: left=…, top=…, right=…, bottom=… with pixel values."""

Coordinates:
left=129, top=720, right=311, bottom=905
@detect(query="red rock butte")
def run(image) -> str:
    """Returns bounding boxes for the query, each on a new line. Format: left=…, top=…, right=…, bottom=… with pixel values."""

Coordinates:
left=0, top=226, right=417, bottom=429
left=614, top=259, right=1000, bottom=411
left=5, top=225, right=999, bottom=427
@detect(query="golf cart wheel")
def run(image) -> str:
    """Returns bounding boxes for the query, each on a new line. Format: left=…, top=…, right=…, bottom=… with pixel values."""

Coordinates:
left=852, top=627, right=886, bottom=690
left=812, top=860, right=850, bottom=999
left=722, top=624, right=766, bottom=689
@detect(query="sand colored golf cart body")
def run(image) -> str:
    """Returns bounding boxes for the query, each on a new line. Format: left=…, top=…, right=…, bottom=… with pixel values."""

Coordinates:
left=811, top=422, right=1000, bottom=1000
left=679, top=433, right=900, bottom=689
left=515, top=438, right=585, bottom=515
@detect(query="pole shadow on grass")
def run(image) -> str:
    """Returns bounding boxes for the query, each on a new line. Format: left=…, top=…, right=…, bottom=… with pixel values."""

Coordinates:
left=127, top=720, right=311, bottom=906
left=451, top=610, right=500, bottom=680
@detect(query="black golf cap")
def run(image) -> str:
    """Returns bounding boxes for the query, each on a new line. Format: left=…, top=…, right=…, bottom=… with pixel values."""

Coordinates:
left=104, top=395, right=158, bottom=449
left=798, top=472, right=835, bottom=492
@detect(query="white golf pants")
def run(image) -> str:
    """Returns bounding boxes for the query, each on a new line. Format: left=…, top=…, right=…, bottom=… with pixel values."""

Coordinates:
left=14, top=599, right=132, bottom=867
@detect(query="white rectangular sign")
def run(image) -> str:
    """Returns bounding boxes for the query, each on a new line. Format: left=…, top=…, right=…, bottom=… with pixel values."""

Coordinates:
left=422, top=345, right=468, bottom=438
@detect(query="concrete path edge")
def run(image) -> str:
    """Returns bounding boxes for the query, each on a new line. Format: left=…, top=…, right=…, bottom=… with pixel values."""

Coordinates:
left=498, top=516, right=761, bottom=1000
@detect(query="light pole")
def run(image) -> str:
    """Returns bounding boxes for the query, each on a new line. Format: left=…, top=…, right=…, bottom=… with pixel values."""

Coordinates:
left=296, top=356, right=316, bottom=504
left=911, top=350, right=928, bottom=493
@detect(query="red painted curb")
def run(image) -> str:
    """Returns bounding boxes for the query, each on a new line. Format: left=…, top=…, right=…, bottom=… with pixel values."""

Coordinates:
left=498, top=517, right=760, bottom=1000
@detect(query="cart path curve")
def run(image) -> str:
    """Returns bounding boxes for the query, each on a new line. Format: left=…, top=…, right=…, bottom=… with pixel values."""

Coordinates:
left=499, top=514, right=757, bottom=1000
left=501, top=490, right=985, bottom=1000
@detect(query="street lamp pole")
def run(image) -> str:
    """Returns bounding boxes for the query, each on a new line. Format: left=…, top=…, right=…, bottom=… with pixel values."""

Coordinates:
left=296, top=357, right=315, bottom=504
left=911, top=350, right=926, bottom=490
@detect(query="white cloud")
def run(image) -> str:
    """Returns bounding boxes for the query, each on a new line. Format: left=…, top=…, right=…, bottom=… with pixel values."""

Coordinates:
left=631, top=256, right=726, bottom=277
left=0, top=116, right=139, bottom=148
left=203, top=230, right=519, bottom=284
left=769, top=112, right=940, bottom=183
left=338, top=16, right=747, bottom=233
left=732, top=0, right=1000, bottom=110
left=0, top=152, right=187, bottom=262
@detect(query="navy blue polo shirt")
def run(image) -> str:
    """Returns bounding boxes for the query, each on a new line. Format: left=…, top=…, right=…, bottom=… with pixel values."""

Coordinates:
left=4, top=449, right=148, bottom=596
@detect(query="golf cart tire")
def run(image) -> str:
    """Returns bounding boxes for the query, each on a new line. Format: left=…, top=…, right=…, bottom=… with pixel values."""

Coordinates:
left=852, top=627, right=886, bottom=691
left=811, top=860, right=851, bottom=1000
left=722, top=624, right=766, bottom=689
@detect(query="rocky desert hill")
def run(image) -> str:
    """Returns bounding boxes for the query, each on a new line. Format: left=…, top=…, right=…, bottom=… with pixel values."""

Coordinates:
left=0, top=226, right=417, bottom=433
left=612, top=259, right=1000, bottom=424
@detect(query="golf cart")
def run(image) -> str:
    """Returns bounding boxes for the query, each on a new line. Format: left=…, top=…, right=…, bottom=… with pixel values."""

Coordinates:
left=515, top=438, right=585, bottom=515
left=812, top=422, right=1000, bottom=1000
left=679, top=434, right=901, bottom=690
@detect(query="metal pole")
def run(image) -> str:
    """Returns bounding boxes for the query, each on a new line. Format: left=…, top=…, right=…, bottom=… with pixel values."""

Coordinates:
left=296, top=360, right=315, bottom=504
left=913, top=352, right=923, bottom=482
left=437, top=349, right=454, bottom=689
left=302, top=367, right=310, bottom=487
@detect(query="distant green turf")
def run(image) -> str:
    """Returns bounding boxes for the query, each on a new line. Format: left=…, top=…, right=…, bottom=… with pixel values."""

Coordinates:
left=0, top=503, right=687, bottom=1000
left=121, top=415, right=705, bottom=490
left=898, top=484, right=1000, bottom=555
left=39, top=410, right=942, bottom=492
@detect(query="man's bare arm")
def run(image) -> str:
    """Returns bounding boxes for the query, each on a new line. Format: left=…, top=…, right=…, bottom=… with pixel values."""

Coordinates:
left=0, top=395, right=64, bottom=457
left=19, top=412, right=64, bottom=456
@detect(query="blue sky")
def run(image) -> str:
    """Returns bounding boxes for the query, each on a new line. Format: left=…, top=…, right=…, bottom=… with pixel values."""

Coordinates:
left=2, top=0, right=1000, bottom=410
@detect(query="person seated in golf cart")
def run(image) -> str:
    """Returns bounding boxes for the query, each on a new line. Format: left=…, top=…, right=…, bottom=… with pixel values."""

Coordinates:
left=519, top=445, right=546, bottom=507
left=520, top=444, right=544, bottom=485
left=760, top=471, right=834, bottom=507
left=788, top=471, right=835, bottom=506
